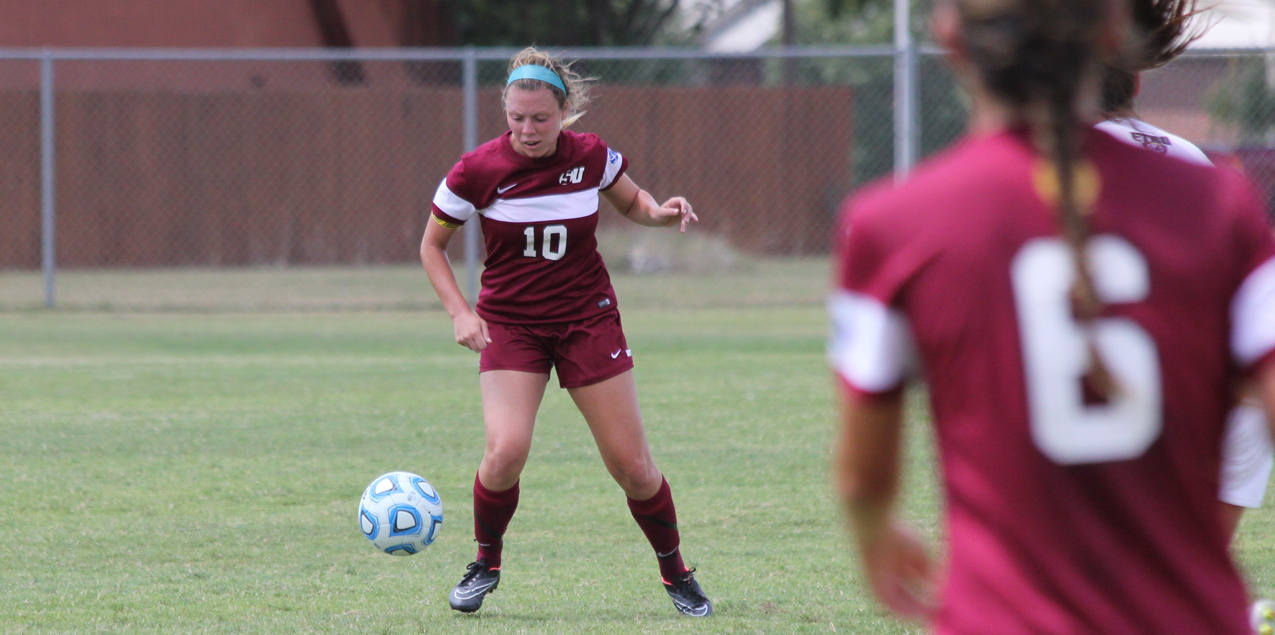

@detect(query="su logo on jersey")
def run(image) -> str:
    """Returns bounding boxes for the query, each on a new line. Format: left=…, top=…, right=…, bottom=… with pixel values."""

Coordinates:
left=559, top=167, right=585, bottom=184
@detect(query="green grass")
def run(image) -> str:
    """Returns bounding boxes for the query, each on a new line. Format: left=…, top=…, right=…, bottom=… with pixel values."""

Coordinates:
left=0, top=258, right=829, bottom=312
left=1, top=305, right=1271, bottom=633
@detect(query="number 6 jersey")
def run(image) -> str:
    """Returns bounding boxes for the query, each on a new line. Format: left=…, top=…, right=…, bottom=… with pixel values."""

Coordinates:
left=830, top=127, right=1275, bottom=635
left=431, top=130, right=628, bottom=324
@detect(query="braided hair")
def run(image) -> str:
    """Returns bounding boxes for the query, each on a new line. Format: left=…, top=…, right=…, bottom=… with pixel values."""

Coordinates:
left=959, top=0, right=1125, bottom=398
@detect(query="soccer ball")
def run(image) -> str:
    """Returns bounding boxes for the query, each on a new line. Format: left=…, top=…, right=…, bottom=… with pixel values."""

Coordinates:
left=359, top=471, right=443, bottom=556
left=1253, top=599, right=1275, bottom=635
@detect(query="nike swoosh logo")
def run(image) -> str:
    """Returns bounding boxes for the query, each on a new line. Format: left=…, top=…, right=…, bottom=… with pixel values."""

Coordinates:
left=672, top=599, right=710, bottom=616
left=611, top=349, right=622, bottom=359
left=496, top=183, right=517, bottom=194
left=452, top=580, right=497, bottom=601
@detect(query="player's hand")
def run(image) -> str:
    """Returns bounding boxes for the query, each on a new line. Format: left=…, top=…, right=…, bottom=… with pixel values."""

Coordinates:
left=657, top=197, right=698, bottom=233
left=452, top=310, right=491, bottom=353
left=859, top=519, right=936, bottom=622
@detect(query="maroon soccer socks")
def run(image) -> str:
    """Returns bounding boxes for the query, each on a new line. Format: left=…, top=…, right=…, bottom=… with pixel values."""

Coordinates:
left=626, top=477, right=690, bottom=582
left=473, top=472, right=690, bottom=582
left=472, top=473, right=519, bottom=569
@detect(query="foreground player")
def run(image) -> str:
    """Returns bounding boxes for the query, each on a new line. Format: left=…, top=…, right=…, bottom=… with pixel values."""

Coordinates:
left=830, top=0, right=1275, bottom=633
left=419, top=47, right=710, bottom=617
left=1095, top=0, right=1274, bottom=540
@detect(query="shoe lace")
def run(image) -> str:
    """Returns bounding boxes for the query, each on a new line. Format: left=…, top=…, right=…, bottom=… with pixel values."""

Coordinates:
left=670, top=568, right=702, bottom=595
left=459, top=561, right=486, bottom=585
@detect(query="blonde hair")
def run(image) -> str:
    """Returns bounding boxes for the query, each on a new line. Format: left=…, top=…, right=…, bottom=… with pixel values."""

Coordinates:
left=503, top=47, right=595, bottom=128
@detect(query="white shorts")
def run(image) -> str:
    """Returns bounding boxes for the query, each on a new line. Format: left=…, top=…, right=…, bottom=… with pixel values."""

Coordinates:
left=1219, top=403, right=1274, bottom=509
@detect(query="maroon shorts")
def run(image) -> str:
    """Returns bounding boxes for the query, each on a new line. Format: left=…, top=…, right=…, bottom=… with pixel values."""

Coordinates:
left=479, top=311, right=633, bottom=388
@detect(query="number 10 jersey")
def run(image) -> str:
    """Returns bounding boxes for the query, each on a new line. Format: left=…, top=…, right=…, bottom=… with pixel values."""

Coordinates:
left=432, top=130, right=629, bottom=325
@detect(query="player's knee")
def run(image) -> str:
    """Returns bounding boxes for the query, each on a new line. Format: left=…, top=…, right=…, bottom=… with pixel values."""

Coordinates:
left=482, top=443, right=530, bottom=483
left=609, top=457, right=660, bottom=497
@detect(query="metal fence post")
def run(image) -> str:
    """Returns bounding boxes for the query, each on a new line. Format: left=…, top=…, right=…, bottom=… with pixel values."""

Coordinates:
left=893, top=0, right=918, bottom=181
left=40, top=51, right=56, bottom=309
left=462, top=47, right=480, bottom=306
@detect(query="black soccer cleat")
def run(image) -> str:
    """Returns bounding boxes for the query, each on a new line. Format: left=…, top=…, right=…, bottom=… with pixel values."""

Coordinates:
left=663, top=568, right=712, bottom=617
left=449, top=559, right=500, bottom=613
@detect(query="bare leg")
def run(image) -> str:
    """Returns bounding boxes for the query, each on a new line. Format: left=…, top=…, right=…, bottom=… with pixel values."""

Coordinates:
left=478, top=370, right=549, bottom=491
left=568, top=370, right=663, bottom=499
left=569, top=370, right=709, bottom=614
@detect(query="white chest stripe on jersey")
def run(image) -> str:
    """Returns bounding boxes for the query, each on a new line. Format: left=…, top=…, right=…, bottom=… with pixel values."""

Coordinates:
left=1232, top=256, right=1275, bottom=367
left=827, top=290, right=918, bottom=393
left=482, top=188, right=600, bottom=224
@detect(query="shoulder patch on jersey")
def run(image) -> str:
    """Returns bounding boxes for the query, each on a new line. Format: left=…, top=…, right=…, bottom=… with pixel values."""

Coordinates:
left=1130, top=132, right=1171, bottom=155
left=608, top=149, right=620, bottom=165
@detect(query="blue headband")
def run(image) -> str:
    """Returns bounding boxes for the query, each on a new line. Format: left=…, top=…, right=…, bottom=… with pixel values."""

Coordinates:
left=506, top=65, right=567, bottom=94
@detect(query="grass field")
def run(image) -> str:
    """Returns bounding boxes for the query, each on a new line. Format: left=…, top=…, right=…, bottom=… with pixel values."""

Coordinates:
left=0, top=257, right=827, bottom=313
left=1, top=266, right=1273, bottom=634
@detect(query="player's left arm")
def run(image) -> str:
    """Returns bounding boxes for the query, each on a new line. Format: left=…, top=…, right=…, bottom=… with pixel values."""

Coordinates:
left=1258, top=365, right=1275, bottom=441
left=601, top=174, right=697, bottom=233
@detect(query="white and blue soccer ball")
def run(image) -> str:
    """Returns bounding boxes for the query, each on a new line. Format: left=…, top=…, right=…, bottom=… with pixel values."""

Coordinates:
left=359, top=471, right=443, bottom=556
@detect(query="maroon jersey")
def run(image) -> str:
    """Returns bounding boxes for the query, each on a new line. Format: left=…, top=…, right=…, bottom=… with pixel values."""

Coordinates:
left=830, top=127, right=1275, bottom=635
left=432, top=130, right=629, bottom=324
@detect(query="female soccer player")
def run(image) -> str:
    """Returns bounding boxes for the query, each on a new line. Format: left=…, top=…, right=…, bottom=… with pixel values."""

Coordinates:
left=1095, top=0, right=1275, bottom=541
left=419, top=47, right=711, bottom=617
left=830, top=0, right=1275, bottom=633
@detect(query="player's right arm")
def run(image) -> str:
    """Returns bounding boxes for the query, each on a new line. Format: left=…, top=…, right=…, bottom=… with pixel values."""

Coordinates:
left=1226, top=172, right=1275, bottom=468
left=420, top=217, right=490, bottom=352
left=424, top=162, right=492, bottom=353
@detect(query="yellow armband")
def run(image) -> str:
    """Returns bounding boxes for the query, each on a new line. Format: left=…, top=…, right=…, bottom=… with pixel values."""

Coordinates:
left=432, top=213, right=462, bottom=230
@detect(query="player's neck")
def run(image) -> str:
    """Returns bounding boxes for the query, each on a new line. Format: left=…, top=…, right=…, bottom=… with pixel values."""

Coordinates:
left=966, top=89, right=1103, bottom=137
left=967, top=99, right=1016, bottom=136
left=1102, top=106, right=1137, bottom=122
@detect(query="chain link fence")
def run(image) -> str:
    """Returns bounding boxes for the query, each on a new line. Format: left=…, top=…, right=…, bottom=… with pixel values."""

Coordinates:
left=0, top=47, right=1272, bottom=311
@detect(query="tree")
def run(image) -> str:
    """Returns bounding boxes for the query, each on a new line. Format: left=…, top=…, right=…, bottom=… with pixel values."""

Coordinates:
left=822, top=0, right=890, bottom=22
left=1207, top=57, right=1275, bottom=146
left=773, top=0, right=965, bottom=185
left=442, top=0, right=686, bottom=46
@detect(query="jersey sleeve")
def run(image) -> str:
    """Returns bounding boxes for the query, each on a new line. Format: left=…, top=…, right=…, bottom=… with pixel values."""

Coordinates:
left=827, top=193, right=920, bottom=398
left=1231, top=255, right=1275, bottom=376
left=1095, top=119, right=1214, bottom=167
left=431, top=160, right=480, bottom=227
left=1226, top=174, right=1275, bottom=375
left=599, top=145, right=628, bottom=191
